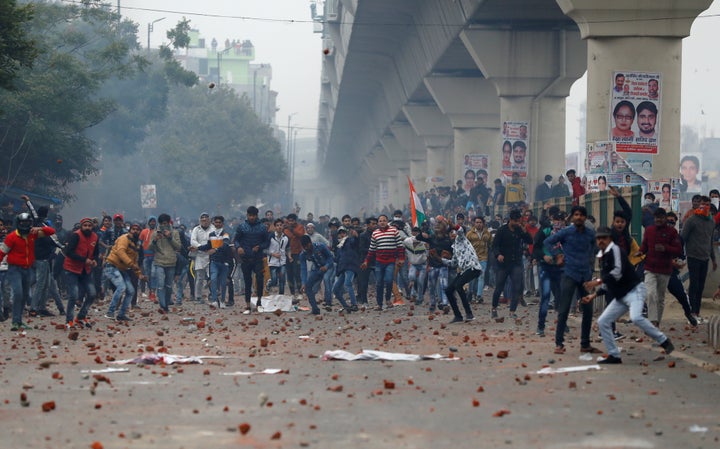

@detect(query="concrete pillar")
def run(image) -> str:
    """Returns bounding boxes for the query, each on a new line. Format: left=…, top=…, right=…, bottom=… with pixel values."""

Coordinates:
left=557, top=0, right=712, bottom=180
left=402, top=104, right=454, bottom=186
left=424, top=77, right=500, bottom=187
left=461, top=28, right=587, bottom=200
left=391, top=123, right=429, bottom=192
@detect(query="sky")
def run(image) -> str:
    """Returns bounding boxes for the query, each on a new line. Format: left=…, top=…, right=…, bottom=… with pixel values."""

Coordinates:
left=115, top=0, right=720, bottom=152
left=118, top=0, right=323, bottom=139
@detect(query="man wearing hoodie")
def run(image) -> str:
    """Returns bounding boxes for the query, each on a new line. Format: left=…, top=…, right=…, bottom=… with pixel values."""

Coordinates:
left=150, top=213, right=181, bottom=313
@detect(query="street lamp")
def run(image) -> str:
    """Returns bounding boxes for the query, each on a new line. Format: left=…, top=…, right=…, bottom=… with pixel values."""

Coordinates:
left=147, top=17, right=166, bottom=52
left=216, top=46, right=235, bottom=86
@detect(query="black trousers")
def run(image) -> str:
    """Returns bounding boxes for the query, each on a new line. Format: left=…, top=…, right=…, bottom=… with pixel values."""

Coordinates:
left=445, top=269, right=481, bottom=319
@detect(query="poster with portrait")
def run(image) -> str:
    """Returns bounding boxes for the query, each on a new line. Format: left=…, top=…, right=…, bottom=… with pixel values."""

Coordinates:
left=501, top=121, right=529, bottom=177
left=646, top=178, right=680, bottom=212
left=679, top=153, right=703, bottom=197
left=610, top=71, right=661, bottom=155
left=140, top=184, right=157, bottom=209
left=585, top=174, right=612, bottom=193
left=460, top=153, right=490, bottom=193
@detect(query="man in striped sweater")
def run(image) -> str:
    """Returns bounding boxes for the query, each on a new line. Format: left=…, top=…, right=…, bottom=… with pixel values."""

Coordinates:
left=361, top=215, right=405, bottom=311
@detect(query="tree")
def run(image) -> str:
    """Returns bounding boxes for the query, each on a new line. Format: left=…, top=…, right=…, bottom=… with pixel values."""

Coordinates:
left=0, top=0, right=37, bottom=90
left=0, top=0, right=144, bottom=202
left=136, top=84, right=286, bottom=215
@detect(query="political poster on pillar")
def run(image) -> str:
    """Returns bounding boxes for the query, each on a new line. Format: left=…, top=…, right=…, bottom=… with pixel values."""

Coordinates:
left=501, top=121, right=528, bottom=178
left=609, top=71, right=661, bottom=155
left=461, top=153, right=490, bottom=193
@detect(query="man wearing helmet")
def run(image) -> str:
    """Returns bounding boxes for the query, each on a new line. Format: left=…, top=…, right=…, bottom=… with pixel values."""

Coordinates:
left=0, top=213, right=56, bottom=331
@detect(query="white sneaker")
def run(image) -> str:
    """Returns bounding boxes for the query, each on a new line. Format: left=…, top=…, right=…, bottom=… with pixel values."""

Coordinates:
left=210, top=302, right=219, bottom=308
left=242, top=309, right=251, bottom=315
left=219, top=302, right=226, bottom=309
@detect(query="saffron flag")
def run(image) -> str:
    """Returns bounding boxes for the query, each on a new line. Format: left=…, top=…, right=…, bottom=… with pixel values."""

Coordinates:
left=408, top=177, right=426, bottom=228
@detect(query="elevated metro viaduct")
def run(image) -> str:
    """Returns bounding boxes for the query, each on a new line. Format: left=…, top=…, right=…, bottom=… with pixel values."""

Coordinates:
left=308, top=0, right=712, bottom=215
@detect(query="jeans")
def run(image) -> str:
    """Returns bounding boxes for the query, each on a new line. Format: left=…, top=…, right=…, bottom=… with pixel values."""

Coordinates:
left=209, top=260, right=230, bottom=305
left=374, top=262, right=396, bottom=308
left=555, top=275, right=592, bottom=348
left=332, top=270, right=355, bottom=308
left=396, top=262, right=410, bottom=297
left=286, top=256, right=302, bottom=295
left=104, top=265, right=134, bottom=318
left=445, top=269, right=480, bottom=319
left=357, top=261, right=373, bottom=304
left=269, top=265, right=286, bottom=294
left=491, top=263, right=523, bottom=312
left=322, top=264, right=336, bottom=306
left=240, top=257, right=264, bottom=305
left=472, top=260, right=488, bottom=297
left=687, top=257, right=709, bottom=315
left=6, top=265, right=32, bottom=324
left=65, top=269, right=96, bottom=322
left=597, top=283, right=667, bottom=358
left=667, top=270, right=693, bottom=318
left=537, top=265, right=562, bottom=331
left=644, top=271, right=670, bottom=324
left=427, top=266, right=449, bottom=308
left=142, top=255, right=155, bottom=291
left=408, top=263, right=427, bottom=304
left=32, top=259, right=53, bottom=311
left=175, top=260, right=189, bottom=303
left=304, top=270, right=324, bottom=313
left=152, top=264, right=176, bottom=311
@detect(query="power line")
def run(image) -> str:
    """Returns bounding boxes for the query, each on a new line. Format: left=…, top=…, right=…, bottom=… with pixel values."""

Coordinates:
left=59, top=1, right=720, bottom=28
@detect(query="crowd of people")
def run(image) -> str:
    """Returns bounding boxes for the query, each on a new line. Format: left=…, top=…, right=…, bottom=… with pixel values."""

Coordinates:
left=2, top=182, right=720, bottom=364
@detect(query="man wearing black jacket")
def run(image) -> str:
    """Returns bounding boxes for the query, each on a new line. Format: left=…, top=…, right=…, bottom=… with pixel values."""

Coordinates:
left=491, top=209, right=533, bottom=320
left=582, top=226, right=674, bottom=364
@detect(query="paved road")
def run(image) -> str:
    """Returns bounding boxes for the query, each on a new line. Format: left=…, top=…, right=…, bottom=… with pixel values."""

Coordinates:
left=1, top=295, right=718, bottom=449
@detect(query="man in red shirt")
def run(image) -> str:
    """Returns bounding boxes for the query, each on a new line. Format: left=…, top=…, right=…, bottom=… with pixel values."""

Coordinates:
left=566, top=169, right=585, bottom=205
left=0, top=213, right=55, bottom=331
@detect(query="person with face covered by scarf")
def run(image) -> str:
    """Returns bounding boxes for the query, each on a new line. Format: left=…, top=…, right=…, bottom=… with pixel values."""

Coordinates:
left=680, top=195, right=717, bottom=323
left=0, top=213, right=55, bottom=331
left=63, top=217, right=100, bottom=329
left=103, top=222, right=147, bottom=322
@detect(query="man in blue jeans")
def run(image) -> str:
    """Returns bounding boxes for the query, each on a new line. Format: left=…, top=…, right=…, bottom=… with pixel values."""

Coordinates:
left=0, top=213, right=56, bottom=331
left=104, top=223, right=146, bottom=321
left=544, top=205, right=601, bottom=354
left=300, top=235, right=336, bottom=315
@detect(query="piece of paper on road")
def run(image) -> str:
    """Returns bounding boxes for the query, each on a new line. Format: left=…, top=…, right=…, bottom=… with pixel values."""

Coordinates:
left=536, top=364, right=602, bottom=374
left=323, top=349, right=456, bottom=361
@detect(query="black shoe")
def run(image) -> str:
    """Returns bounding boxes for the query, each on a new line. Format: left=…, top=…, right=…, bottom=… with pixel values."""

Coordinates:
left=660, top=338, right=674, bottom=355
left=38, top=310, right=55, bottom=317
left=685, top=313, right=698, bottom=327
left=29, top=310, right=38, bottom=317
left=465, top=315, right=475, bottom=322
left=442, top=305, right=450, bottom=315
left=116, top=315, right=132, bottom=322
left=598, top=355, right=622, bottom=364
left=350, top=305, right=359, bottom=312
left=491, top=309, right=498, bottom=319
left=580, top=346, right=602, bottom=354
left=309, top=309, right=321, bottom=315
left=449, top=316, right=464, bottom=324
left=324, top=305, right=333, bottom=312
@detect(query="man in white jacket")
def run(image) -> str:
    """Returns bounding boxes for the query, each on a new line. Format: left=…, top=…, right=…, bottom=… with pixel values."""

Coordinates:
left=189, top=212, right=214, bottom=303
left=267, top=219, right=289, bottom=294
